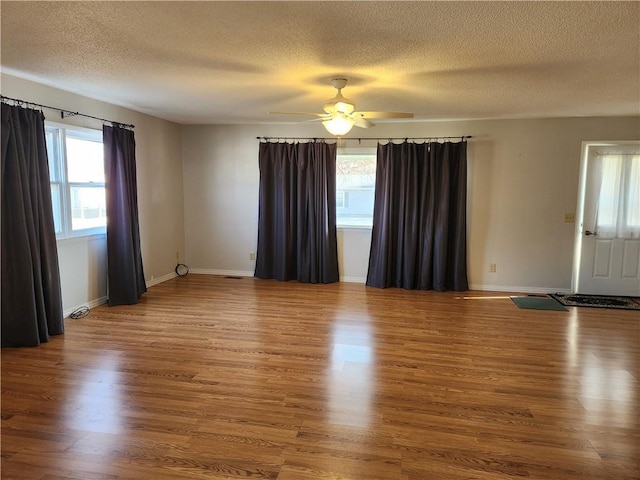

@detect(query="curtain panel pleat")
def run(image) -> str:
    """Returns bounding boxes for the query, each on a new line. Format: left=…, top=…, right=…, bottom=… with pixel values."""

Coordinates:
left=103, top=125, right=147, bottom=306
left=367, top=141, right=468, bottom=292
left=255, top=142, right=339, bottom=284
left=1, top=103, right=64, bottom=347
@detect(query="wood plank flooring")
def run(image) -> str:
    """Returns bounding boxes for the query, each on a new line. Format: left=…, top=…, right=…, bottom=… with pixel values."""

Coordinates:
left=2, top=275, right=638, bottom=479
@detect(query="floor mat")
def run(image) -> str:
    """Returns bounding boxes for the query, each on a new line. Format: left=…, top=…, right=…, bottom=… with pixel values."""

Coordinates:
left=511, top=296, right=568, bottom=311
left=550, top=293, right=640, bottom=310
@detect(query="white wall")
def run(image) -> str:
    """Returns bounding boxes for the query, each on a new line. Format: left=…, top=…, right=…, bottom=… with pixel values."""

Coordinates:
left=2, top=74, right=185, bottom=314
left=3, top=71, right=638, bottom=302
left=182, top=117, right=639, bottom=293
left=181, top=125, right=260, bottom=276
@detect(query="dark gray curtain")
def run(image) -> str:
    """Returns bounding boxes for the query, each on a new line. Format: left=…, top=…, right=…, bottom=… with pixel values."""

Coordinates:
left=367, top=141, right=468, bottom=291
left=103, top=125, right=146, bottom=306
left=255, top=141, right=339, bottom=283
left=1, top=103, right=64, bottom=347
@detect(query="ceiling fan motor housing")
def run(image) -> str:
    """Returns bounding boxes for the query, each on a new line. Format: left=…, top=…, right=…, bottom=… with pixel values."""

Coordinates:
left=331, top=78, right=348, bottom=89
left=324, top=79, right=355, bottom=114
left=323, top=94, right=355, bottom=114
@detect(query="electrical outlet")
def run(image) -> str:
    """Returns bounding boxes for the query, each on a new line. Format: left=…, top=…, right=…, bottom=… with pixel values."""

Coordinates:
left=563, top=213, right=575, bottom=224
left=175, top=251, right=179, bottom=261
left=489, top=263, right=496, bottom=273
left=249, top=252, right=256, bottom=261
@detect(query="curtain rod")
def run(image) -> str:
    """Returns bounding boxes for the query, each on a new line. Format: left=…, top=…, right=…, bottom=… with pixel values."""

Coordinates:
left=1, top=95, right=135, bottom=129
left=257, top=135, right=472, bottom=142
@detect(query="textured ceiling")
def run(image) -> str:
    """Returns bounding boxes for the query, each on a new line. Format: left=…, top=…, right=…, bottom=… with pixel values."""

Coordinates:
left=1, top=1, right=639, bottom=125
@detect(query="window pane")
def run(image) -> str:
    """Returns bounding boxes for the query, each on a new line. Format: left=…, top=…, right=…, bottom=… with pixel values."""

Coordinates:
left=70, top=186, right=107, bottom=231
left=66, top=136, right=104, bottom=183
left=45, top=128, right=59, bottom=182
left=50, top=183, right=62, bottom=234
left=336, top=153, right=376, bottom=227
left=627, top=156, right=640, bottom=227
left=596, top=156, right=621, bottom=228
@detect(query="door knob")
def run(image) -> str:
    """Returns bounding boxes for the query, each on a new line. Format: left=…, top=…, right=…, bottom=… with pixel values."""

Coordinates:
left=585, top=230, right=598, bottom=236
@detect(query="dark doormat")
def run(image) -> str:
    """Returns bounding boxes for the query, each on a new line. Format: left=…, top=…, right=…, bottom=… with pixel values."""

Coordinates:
left=511, top=295, right=568, bottom=311
left=550, top=293, right=640, bottom=310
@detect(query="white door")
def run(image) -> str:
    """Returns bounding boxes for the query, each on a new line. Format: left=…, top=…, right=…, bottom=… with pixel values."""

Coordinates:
left=576, top=142, right=640, bottom=296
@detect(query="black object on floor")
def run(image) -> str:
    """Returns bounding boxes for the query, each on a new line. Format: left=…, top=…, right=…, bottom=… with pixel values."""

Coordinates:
left=550, top=293, right=640, bottom=310
left=511, top=296, right=568, bottom=311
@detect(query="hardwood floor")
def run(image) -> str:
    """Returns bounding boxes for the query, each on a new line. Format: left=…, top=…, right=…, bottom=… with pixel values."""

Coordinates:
left=2, top=275, right=638, bottom=479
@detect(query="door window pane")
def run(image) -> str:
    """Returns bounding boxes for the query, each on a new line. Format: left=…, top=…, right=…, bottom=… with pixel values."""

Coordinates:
left=627, top=156, right=640, bottom=227
left=596, top=156, right=621, bottom=228
left=595, top=152, right=640, bottom=238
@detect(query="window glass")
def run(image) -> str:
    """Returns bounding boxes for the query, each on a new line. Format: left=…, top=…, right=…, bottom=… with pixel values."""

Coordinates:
left=50, top=183, right=62, bottom=234
left=595, top=151, right=640, bottom=238
left=66, top=135, right=105, bottom=183
left=45, top=129, right=60, bottom=182
left=627, top=156, right=640, bottom=227
left=46, top=124, right=105, bottom=238
left=596, top=156, right=621, bottom=228
left=336, top=151, right=376, bottom=227
left=70, top=186, right=107, bottom=231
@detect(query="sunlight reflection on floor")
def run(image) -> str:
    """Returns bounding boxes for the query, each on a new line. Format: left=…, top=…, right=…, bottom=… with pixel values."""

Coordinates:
left=66, top=353, right=123, bottom=434
left=328, top=321, right=375, bottom=427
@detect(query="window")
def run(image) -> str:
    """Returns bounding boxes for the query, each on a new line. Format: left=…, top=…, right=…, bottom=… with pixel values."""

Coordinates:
left=46, top=124, right=106, bottom=238
left=629, top=156, right=640, bottom=228
left=336, top=150, right=376, bottom=227
left=595, top=151, right=640, bottom=238
left=336, top=191, right=348, bottom=209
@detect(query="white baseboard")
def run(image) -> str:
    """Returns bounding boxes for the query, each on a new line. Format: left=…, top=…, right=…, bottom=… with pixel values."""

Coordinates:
left=165, top=269, right=571, bottom=295
left=191, top=269, right=368, bottom=283
left=189, top=268, right=254, bottom=277
left=340, top=276, right=366, bottom=283
left=64, top=296, right=107, bottom=319
left=64, top=271, right=179, bottom=318
left=337, top=280, right=570, bottom=293
left=146, top=271, right=178, bottom=287
left=468, top=284, right=572, bottom=295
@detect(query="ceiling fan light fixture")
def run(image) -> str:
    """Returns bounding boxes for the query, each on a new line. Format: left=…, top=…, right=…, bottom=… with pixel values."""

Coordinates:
left=269, top=78, right=413, bottom=132
left=323, top=113, right=354, bottom=136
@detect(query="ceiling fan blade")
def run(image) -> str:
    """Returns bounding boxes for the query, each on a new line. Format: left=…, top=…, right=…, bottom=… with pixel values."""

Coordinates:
left=269, top=111, right=326, bottom=117
left=353, top=116, right=374, bottom=128
left=300, top=117, right=325, bottom=124
left=355, top=111, right=414, bottom=119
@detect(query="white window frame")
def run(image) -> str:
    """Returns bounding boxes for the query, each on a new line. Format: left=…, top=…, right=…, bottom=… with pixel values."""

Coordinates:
left=46, top=122, right=106, bottom=239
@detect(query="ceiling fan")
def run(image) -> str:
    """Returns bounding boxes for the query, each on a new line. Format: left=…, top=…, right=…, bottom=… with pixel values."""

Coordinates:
left=269, top=78, right=413, bottom=136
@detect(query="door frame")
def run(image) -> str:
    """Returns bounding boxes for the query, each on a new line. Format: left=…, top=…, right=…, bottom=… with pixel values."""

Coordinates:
left=572, top=140, right=640, bottom=294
